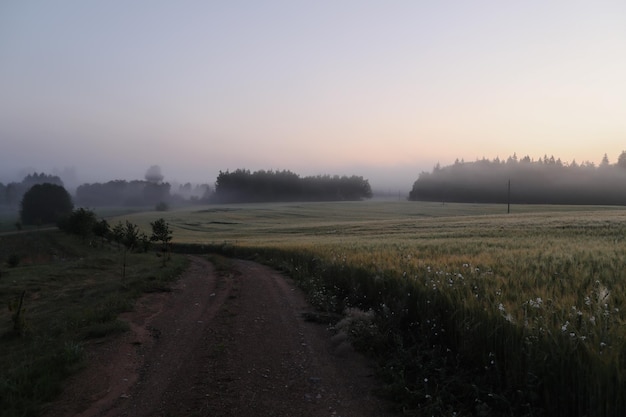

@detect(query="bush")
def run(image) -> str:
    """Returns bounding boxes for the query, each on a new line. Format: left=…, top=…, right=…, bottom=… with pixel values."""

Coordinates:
left=92, top=219, right=110, bottom=246
left=7, top=254, right=20, bottom=268
left=58, top=208, right=97, bottom=240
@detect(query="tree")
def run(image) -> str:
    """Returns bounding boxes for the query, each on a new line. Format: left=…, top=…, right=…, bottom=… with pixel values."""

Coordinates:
left=601, top=153, right=610, bottom=168
left=113, top=220, right=141, bottom=279
left=58, top=207, right=97, bottom=241
left=150, top=218, right=173, bottom=264
left=139, top=232, right=150, bottom=253
left=617, top=151, right=626, bottom=169
left=93, top=219, right=111, bottom=246
left=145, top=165, right=164, bottom=183
left=20, top=183, right=73, bottom=225
left=122, top=221, right=140, bottom=252
left=111, top=221, right=125, bottom=250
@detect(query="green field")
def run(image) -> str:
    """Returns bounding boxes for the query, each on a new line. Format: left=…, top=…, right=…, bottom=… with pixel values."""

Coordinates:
left=3, top=200, right=626, bottom=416
left=0, top=230, right=188, bottom=417
left=117, top=199, right=626, bottom=242
left=109, top=201, right=626, bottom=416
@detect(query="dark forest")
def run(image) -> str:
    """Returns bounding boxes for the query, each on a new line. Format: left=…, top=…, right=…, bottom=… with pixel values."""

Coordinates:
left=0, top=173, right=64, bottom=206
left=409, top=152, right=626, bottom=205
left=0, top=168, right=372, bottom=208
left=211, top=169, right=372, bottom=203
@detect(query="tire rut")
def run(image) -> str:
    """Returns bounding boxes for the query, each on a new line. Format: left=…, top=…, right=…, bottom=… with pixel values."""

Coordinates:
left=43, top=256, right=394, bottom=417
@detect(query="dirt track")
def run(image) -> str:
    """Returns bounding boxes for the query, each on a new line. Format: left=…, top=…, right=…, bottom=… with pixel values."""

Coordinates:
left=43, top=256, right=395, bottom=417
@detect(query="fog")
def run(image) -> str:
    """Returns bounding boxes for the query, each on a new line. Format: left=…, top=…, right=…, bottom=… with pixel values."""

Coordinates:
left=0, top=160, right=429, bottom=197
left=410, top=153, right=626, bottom=205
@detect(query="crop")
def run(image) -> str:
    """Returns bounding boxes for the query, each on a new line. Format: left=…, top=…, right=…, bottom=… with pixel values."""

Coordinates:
left=138, top=201, right=626, bottom=416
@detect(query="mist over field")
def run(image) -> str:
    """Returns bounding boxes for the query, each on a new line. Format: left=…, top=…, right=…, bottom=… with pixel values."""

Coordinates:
left=2, top=151, right=623, bottom=200
left=0, top=162, right=423, bottom=196
left=3, top=150, right=626, bottom=211
left=1, top=3, right=624, bottom=413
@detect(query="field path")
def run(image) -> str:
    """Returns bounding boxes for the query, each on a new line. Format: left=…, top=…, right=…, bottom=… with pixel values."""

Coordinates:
left=43, top=256, right=394, bottom=417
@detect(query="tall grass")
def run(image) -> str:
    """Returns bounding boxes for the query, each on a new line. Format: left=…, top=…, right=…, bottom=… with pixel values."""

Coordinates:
left=156, top=201, right=626, bottom=416
left=0, top=230, right=188, bottom=417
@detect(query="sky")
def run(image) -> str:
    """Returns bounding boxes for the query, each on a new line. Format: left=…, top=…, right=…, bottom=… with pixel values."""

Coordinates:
left=1, top=1, right=625, bottom=192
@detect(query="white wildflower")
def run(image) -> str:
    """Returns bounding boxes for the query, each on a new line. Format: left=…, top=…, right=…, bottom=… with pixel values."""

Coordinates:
left=597, top=285, right=610, bottom=303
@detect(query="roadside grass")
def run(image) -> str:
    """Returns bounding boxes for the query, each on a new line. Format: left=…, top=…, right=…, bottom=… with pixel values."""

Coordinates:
left=0, top=207, right=19, bottom=233
left=136, top=200, right=626, bottom=417
left=0, top=230, right=188, bottom=417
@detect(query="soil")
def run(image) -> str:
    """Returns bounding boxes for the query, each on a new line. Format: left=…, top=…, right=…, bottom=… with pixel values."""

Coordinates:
left=42, top=256, right=396, bottom=417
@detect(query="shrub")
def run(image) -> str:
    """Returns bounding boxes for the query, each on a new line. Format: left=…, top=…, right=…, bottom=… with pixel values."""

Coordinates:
left=58, top=208, right=97, bottom=241
left=92, top=219, right=110, bottom=246
left=8, top=290, right=27, bottom=336
left=7, top=254, right=20, bottom=268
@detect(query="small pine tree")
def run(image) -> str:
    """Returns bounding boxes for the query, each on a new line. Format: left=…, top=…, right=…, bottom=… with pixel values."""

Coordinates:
left=113, top=221, right=141, bottom=279
left=93, top=219, right=110, bottom=246
left=150, top=218, right=172, bottom=265
left=111, top=222, right=125, bottom=250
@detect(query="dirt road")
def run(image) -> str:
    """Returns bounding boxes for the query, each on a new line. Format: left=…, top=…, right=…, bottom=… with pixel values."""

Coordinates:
left=43, top=256, right=395, bottom=417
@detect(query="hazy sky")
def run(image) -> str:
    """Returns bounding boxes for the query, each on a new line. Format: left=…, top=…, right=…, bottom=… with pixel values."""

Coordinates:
left=1, top=1, right=625, bottom=191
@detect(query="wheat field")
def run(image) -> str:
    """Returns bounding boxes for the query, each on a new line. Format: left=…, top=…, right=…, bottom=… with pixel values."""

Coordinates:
left=116, top=200, right=626, bottom=416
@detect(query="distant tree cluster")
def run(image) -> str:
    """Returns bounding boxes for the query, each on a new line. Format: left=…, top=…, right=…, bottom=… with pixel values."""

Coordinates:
left=409, top=152, right=626, bottom=205
left=0, top=173, right=63, bottom=206
left=75, top=180, right=172, bottom=207
left=212, top=169, right=372, bottom=203
left=170, top=182, right=212, bottom=204
left=0, top=176, right=212, bottom=210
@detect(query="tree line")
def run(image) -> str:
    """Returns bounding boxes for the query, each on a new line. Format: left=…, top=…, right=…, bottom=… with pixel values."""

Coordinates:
left=211, top=169, right=372, bottom=203
left=3, top=167, right=372, bottom=228
left=409, top=152, right=626, bottom=205
left=75, top=167, right=212, bottom=207
left=0, top=173, right=63, bottom=206
left=75, top=180, right=173, bottom=207
left=1, top=175, right=212, bottom=210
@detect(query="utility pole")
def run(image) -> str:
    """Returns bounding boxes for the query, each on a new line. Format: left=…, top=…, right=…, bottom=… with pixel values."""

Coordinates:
left=507, top=179, right=511, bottom=214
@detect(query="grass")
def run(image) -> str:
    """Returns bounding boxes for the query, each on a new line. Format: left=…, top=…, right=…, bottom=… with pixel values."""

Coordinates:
left=0, top=229, right=188, bottom=417
left=3, top=201, right=625, bottom=416
left=0, top=205, right=148, bottom=233
left=115, top=200, right=626, bottom=416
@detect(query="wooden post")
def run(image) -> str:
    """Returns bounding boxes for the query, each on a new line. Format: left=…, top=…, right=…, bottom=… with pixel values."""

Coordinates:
left=507, top=179, right=511, bottom=214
